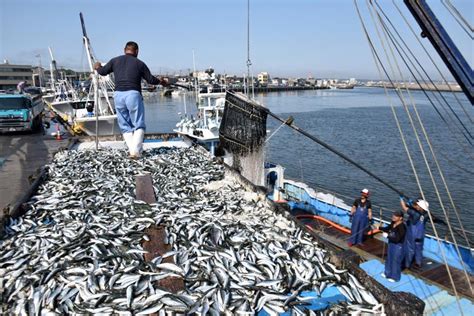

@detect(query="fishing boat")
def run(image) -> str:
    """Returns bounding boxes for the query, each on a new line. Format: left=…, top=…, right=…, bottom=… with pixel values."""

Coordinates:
left=263, top=165, right=474, bottom=312
left=47, top=80, right=93, bottom=124
left=174, top=92, right=225, bottom=155
left=43, top=47, right=86, bottom=121
left=260, top=1, right=473, bottom=313
left=0, top=133, right=416, bottom=315
left=71, top=13, right=120, bottom=136
left=1, top=1, right=472, bottom=315
left=214, top=1, right=474, bottom=314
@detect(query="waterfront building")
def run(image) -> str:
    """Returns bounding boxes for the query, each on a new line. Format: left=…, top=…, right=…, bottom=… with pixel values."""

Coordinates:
left=32, top=66, right=47, bottom=87
left=270, top=78, right=281, bottom=87
left=297, top=78, right=306, bottom=86
left=287, top=78, right=298, bottom=87
left=257, top=72, right=269, bottom=87
left=0, top=61, right=33, bottom=91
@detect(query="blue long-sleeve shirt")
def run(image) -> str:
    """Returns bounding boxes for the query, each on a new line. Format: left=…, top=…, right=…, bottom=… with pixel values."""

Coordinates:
left=96, top=54, right=160, bottom=92
left=406, top=207, right=428, bottom=226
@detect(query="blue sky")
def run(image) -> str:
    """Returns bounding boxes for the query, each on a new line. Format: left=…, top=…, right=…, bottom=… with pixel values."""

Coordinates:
left=0, top=0, right=472, bottom=79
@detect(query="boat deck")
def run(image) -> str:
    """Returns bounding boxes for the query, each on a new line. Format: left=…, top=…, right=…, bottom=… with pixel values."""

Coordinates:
left=296, top=213, right=474, bottom=302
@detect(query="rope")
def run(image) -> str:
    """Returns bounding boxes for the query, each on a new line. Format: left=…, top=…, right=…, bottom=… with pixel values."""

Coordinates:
left=225, top=97, right=266, bottom=120
left=377, top=1, right=474, bottom=146
left=297, top=142, right=304, bottom=182
left=246, top=0, right=252, bottom=98
left=264, top=120, right=287, bottom=143
left=437, top=149, right=474, bottom=175
left=219, top=134, right=250, bottom=151
left=441, top=0, right=473, bottom=39
left=373, top=8, right=474, bottom=300
left=372, top=0, right=473, bottom=256
left=392, top=0, right=474, bottom=154
left=266, top=108, right=409, bottom=197
left=355, top=1, right=465, bottom=311
left=371, top=0, right=473, bottom=302
left=380, top=4, right=470, bottom=251
left=292, top=181, right=474, bottom=242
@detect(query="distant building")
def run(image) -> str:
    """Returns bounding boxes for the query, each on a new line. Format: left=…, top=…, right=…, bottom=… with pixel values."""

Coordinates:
left=32, top=66, right=51, bottom=87
left=0, top=61, right=33, bottom=91
left=306, top=77, right=316, bottom=86
left=287, top=78, right=297, bottom=87
left=270, top=78, right=281, bottom=86
left=297, top=78, right=306, bottom=86
left=193, top=70, right=213, bottom=82
left=257, top=72, right=269, bottom=87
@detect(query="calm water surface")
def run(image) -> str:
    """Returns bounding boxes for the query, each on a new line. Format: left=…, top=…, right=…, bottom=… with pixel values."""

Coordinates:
left=144, top=87, right=474, bottom=240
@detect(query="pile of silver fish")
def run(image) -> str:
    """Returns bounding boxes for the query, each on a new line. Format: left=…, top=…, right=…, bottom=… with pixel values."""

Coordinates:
left=0, top=147, right=385, bottom=315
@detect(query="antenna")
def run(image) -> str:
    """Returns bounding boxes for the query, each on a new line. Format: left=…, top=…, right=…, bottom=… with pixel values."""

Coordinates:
left=246, top=0, right=252, bottom=97
left=193, top=50, right=199, bottom=103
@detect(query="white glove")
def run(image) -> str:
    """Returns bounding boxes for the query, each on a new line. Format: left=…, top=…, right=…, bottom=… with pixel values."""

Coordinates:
left=382, top=232, right=388, bottom=238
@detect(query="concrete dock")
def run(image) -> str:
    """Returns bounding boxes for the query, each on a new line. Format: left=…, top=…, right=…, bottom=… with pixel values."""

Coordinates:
left=0, top=129, right=69, bottom=218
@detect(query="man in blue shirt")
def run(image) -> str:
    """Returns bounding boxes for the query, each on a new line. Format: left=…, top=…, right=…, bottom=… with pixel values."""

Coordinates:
left=400, top=197, right=430, bottom=269
left=94, top=41, right=167, bottom=158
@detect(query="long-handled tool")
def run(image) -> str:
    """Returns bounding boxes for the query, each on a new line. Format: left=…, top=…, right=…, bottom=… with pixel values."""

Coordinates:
left=219, top=90, right=405, bottom=196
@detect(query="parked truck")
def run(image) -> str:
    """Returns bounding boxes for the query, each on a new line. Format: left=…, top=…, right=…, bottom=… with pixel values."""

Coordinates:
left=0, top=91, right=44, bottom=133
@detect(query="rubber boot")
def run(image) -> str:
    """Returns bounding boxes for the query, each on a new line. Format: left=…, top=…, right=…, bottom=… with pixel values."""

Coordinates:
left=123, top=132, right=134, bottom=153
left=132, top=128, right=145, bottom=158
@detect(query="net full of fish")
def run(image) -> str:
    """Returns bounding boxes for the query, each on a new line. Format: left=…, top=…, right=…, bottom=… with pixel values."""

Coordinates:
left=0, top=146, right=384, bottom=315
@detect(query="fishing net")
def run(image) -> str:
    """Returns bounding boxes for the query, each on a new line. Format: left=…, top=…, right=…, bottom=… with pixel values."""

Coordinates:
left=219, top=91, right=268, bottom=186
left=219, top=91, right=268, bottom=155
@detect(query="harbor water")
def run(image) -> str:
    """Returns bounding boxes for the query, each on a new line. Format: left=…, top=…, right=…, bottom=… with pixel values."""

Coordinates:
left=144, top=87, right=473, bottom=241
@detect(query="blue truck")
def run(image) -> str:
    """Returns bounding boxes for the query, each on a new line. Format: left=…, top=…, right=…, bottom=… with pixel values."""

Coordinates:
left=0, top=92, right=45, bottom=133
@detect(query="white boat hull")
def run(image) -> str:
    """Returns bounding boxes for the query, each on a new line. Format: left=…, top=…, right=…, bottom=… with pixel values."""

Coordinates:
left=75, top=115, right=120, bottom=136
left=49, top=100, right=76, bottom=118
left=42, top=94, right=55, bottom=104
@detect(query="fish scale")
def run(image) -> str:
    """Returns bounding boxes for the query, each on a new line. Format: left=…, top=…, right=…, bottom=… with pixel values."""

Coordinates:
left=0, top=147, right=382, bottom=315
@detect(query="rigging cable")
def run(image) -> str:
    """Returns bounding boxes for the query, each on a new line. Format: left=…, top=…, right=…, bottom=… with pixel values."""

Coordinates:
left=246, top=0, right=252, bottom=98
left=371, top=16, right=474, bottom=147
left=265, top=119, right=289, bottom=143
left=392, top=0, right=474, bottom=151
left=354, top=1, right=465, bottom=311
left=376, top=1, right=474, bottom=146
left=369, top=3, right=473, bottom=296
left=372, top=3, right=474, bottom=297
left=441, top=0, right=473, bottom=39
left=436, top=149, right=474, bottom=175
left=373, top=0, right=473, bottom=251
left=369, top=0, right=472, bottom=299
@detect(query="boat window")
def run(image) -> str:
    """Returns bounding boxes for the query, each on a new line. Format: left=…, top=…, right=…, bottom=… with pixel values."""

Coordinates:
left=71, top=101, right=89, bottom=109
left=0, top=98, right=29, bottom=110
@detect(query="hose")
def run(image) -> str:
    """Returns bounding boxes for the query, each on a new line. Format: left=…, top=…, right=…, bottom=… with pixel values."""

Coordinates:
left=295, top=214, right=381, bottom=236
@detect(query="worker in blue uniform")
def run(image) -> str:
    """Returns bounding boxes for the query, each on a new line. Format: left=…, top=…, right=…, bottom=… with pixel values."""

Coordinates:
left=380, top=210, right=406, bottom=282
left=400, top=197, right=430, bottom=269
left=349, top=188, right=372, bottom=246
